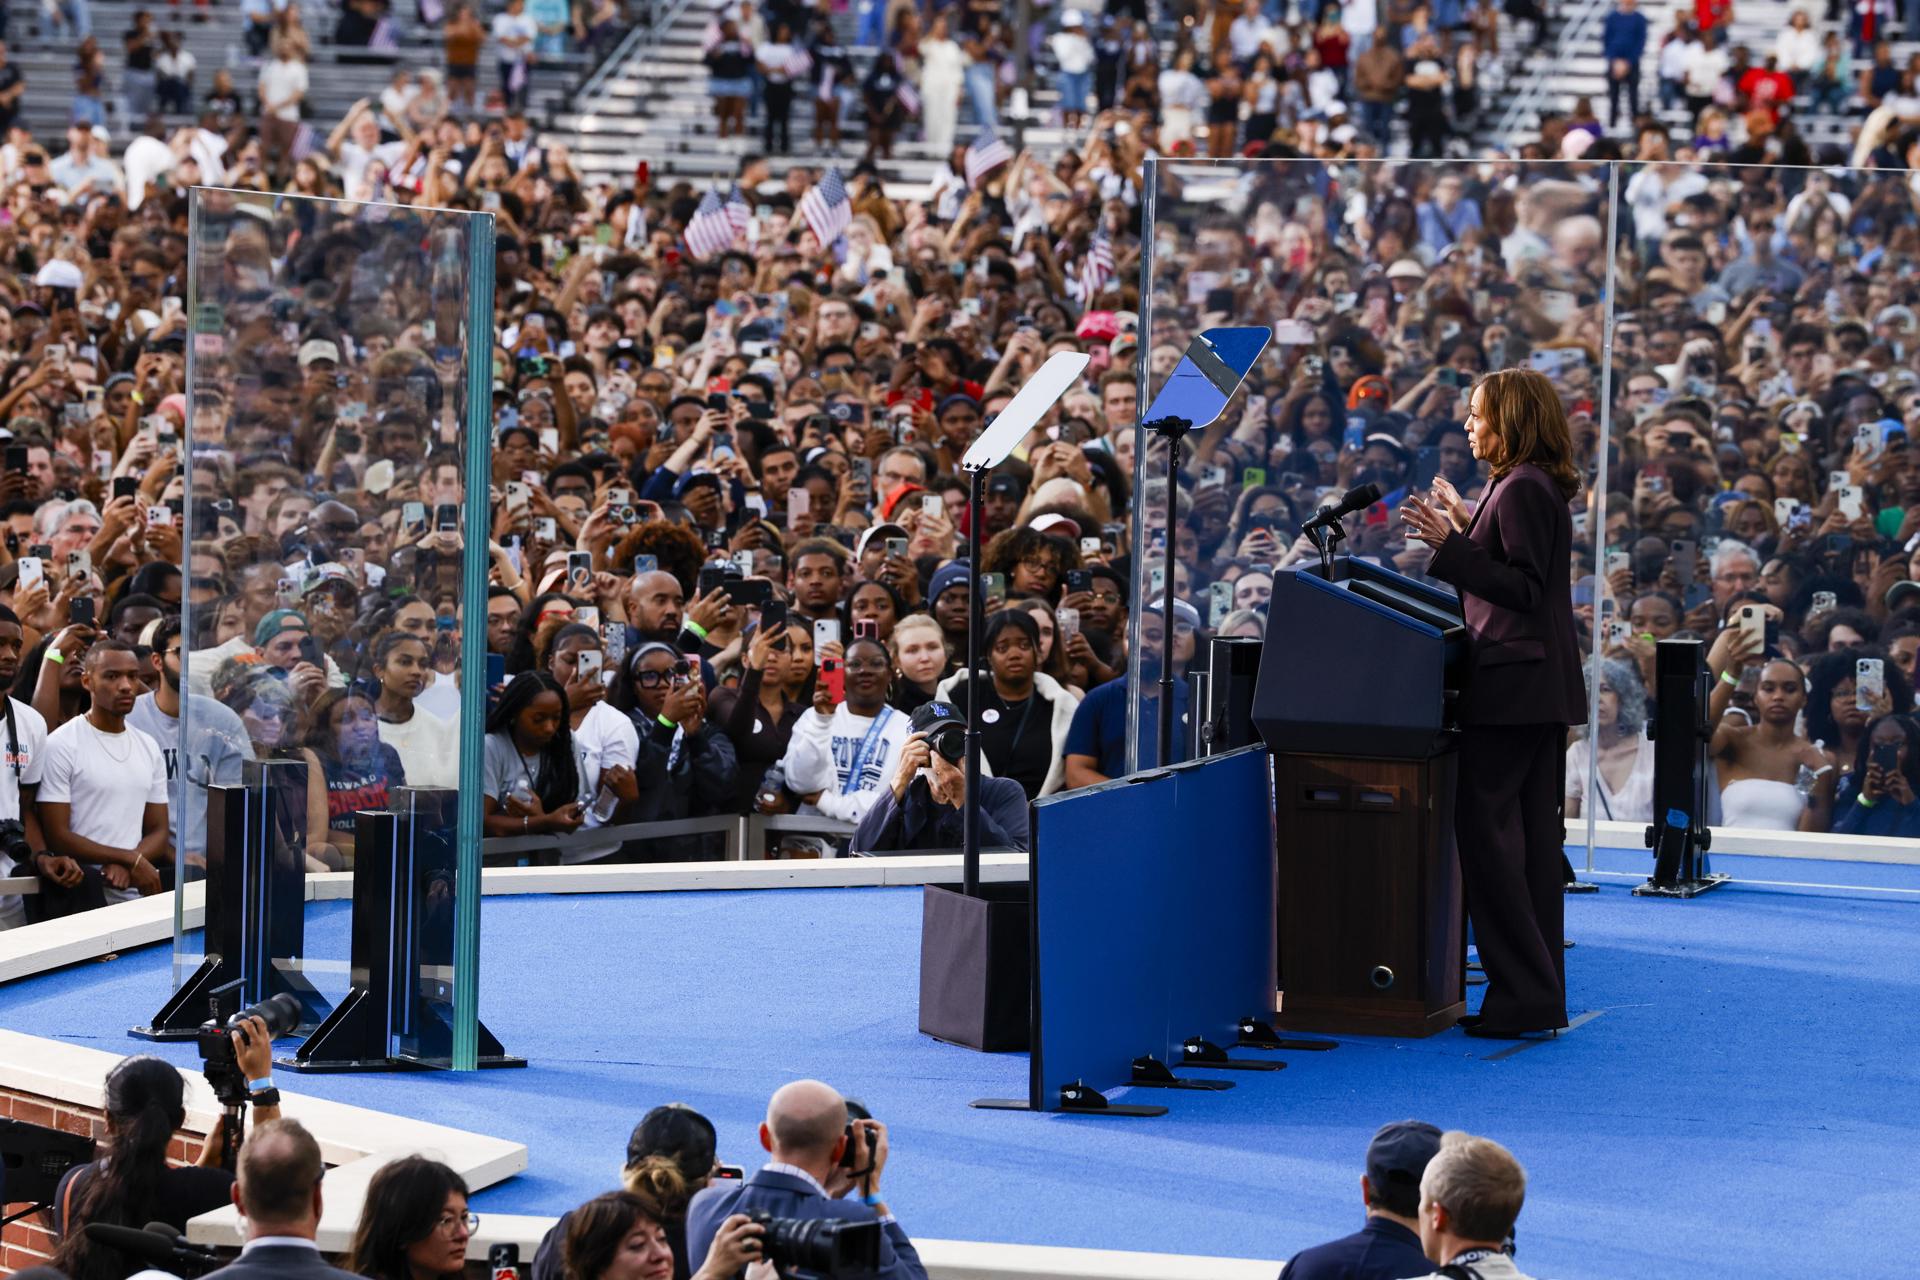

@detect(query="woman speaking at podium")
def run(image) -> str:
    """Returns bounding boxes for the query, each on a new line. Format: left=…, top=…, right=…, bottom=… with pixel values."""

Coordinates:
left=1400, top=369, right=1586, bottom=1040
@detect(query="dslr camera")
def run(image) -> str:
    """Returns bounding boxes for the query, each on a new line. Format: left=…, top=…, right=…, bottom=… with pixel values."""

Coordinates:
left=198, top=992, right=302, bottom=1106
left=0, top=819, right=31, bottom=869
left=745, top=1214, right=881, bottom=1279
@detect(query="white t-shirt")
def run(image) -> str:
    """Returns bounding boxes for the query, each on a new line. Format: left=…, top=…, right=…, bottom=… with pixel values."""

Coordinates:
left=377, top=707, right=459, bottom=790
left=414, top=671, right=463, bottom=723
left=0, top=698, right=47, bottom=929
left=38, top=716, right=169, bottom=905
left=126, top=691, right=255, bottom=867
left=492, top=11, right=537, bottom=62
left=779, top=703, right=912, bottom=826
left=567, top=701, right=639, bottom=864
left=258, top=57, right=308, bottom=122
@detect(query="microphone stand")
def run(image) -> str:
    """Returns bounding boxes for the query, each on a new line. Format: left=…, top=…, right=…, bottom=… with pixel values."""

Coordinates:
left=961, top=464, right=986, bottom=898
left=1143, top=413, right=1194, bottom=769
left=1307, top=520, right=1347, bottom=580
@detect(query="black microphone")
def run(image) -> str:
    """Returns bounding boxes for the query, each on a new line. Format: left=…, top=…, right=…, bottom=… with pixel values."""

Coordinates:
left=83, top=1222, right=179, bottom=1265
left=1300, top=483, right=1383, bottom=532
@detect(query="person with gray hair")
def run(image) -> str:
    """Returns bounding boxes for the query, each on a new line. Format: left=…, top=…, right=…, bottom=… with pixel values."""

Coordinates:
left=1709, top=538, right=1760, bottom=611
left=35, top=497, right=102, bottom=565
left=1565, top=655, right=1655, bottom=823
left=1412, top=1132, right=1534, bottom=1279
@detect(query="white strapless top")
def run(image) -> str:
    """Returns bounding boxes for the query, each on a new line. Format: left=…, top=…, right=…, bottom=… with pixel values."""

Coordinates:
left=1719, top=777, right=1806, bottom=831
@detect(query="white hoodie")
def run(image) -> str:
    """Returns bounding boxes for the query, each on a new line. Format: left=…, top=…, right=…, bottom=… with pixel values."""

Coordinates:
left=780, top=702, right=914, bottom=825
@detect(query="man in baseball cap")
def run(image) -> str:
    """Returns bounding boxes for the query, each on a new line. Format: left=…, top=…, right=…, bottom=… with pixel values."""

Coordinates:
left=1278, top=1120, right=1442, bottom=1280
left=849, top=701, right=1030, bottom=854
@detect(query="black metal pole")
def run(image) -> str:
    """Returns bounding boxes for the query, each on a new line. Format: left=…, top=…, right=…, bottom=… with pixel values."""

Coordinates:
left=963, top=466, right=985, bottom=898
left=1154, top=421, right=1188, bottom=769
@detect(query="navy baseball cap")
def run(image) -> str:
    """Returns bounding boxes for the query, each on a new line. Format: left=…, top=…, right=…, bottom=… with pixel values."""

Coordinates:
left=1366, top=1120, right=1442, bottom=1196
left=909, top=700, right=966, bottom=760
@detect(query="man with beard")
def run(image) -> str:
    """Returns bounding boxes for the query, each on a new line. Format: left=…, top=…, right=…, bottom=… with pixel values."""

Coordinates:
left=627, top=570, right=735, bottom=674
left=128, top=616, right=254, bottom=875
left=0, top=605, right=51, bottom=927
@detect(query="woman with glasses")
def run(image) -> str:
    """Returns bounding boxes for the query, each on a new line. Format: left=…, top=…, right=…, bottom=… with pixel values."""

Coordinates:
left=981, top=526, right=1081, bottom=605
left=220, top=670, right=338, bottom=870
left=938, top=610, right=1081, bottom=800
left=777, top=636, right=911, bottom=826
left=346, top=1157, right=475, bottom=1280
left=611, top=642, right=737, bottom=860
left=548, top=623, right=639, bottom=864
left=481, top=671, right=587, bottom=839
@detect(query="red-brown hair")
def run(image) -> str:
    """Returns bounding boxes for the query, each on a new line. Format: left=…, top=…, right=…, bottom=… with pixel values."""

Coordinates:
left=1471, top=369, right=1582, bottom=500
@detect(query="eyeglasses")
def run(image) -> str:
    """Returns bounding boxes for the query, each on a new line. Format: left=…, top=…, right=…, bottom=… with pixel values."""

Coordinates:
left=434, top=1211, right=479, bottom=1237
left=634, top=670, right=688, bottom=688
left=1083, top=590, right=1123, bottom=605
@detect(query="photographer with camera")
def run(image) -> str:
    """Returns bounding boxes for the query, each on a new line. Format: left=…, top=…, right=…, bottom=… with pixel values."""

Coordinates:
left=850, top=702, right=1030, bottom=854
left=687, top=1080, right=926, bottom=1280
left=52, top=1024, right=281, bottom=1280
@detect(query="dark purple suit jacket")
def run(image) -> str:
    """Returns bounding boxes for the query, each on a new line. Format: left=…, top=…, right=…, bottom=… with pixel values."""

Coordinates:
left=1426, top=462, right=1587, bottom=728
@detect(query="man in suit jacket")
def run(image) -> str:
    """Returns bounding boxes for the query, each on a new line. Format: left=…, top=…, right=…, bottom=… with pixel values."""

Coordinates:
left=1403, top=370, right=1585, bottom=1038
left=686, top=1080, right=927, bottom=1280
left=204, top=1120, right=366, bottom=1280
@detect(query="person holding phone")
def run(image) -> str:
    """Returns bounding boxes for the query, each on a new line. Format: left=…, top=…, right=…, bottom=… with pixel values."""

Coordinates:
left=938, top=610, right=1082, bottom=800
left=548, top=624, right=640, bottom=864
left=1832, top=713, right=1920, bottom=837
left=776, top=637, right=910, bottom=827
left=481, top=672, right=588, bottom=839
left=710, top=621, right=806, bottom=816
left=616, top=643, right=737, bottom=861
left=1399, top=370, right=1586, bottom=1039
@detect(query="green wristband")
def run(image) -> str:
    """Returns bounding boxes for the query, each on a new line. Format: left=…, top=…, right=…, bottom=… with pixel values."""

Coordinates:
left=684, top=619, right=710, bottom=640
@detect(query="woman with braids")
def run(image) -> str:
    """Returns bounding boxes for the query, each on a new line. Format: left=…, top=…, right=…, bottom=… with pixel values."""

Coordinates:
left=481, top=671, right=587, bottom=838
left=345, top=1156, right=474, bottom=1280
left=53, top=1025, right=281, bottom=1280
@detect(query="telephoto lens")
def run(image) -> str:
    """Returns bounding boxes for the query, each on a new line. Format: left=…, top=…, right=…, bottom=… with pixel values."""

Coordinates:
left=229, top=993, right=304, bottom=1038
left=746, top=1214, right=881, bottom=1278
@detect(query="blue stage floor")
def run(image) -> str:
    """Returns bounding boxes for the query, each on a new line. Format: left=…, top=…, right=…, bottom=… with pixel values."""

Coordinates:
left=1, top=850, right=1916, bottom=1278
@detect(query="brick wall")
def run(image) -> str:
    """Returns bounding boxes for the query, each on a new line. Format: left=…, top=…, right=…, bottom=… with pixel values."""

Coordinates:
left=0, top=1086, right=210, bottom=1277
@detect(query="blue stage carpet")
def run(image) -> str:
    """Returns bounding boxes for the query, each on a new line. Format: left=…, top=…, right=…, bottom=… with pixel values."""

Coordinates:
left=1, top=858, right=1916, bottom=1279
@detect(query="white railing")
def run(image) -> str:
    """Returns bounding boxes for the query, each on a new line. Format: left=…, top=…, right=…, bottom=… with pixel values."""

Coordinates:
left=1492, top=0, right=1615, bottom=146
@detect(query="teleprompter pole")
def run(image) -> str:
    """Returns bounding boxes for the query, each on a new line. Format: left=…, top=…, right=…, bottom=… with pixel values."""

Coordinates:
left=962, top=465, right=985, bottom=898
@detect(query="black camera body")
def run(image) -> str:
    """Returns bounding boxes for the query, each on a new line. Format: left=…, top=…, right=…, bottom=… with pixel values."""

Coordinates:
left=197, top=992, right=302, bottom=1106
left=746, top=1213, right=881, bottom=1279
left=0, top=819, right=31, bottom=867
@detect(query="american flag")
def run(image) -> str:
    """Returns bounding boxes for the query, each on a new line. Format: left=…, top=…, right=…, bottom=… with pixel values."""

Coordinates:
left=685, top=189, right=737, bottom=261
left=895, top=77, right=921, bottom=116
left=1076, top=229, right=1114, bottom=303
left=289, top=122, right=317, bottom=162
left=724, top=183, right=751, bottom=239
left=798, top=166, right=851, bottom=249
left=784, top=46, right=813, bottom=79
left=965, top=133, right=1013, bottom=188
left=369, top=17, right=399, bottom=51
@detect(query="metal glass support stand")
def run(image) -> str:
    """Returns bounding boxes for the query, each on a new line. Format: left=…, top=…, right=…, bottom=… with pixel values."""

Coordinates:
left=1142, top=411, right=1193, bottom=769
left=132, top=760, right=330, bottom=1040
left=283, top=791, right=523, bottom=1071
left=1637, top=639, right=1731, bottom=898
left=922, top=355, right=1087, bottom=1061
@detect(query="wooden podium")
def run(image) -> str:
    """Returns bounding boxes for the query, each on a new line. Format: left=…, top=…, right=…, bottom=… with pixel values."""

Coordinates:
left=1253, top=557, right=1469, bottom=1039
left=1272, top=751, right=1464, bottom=1037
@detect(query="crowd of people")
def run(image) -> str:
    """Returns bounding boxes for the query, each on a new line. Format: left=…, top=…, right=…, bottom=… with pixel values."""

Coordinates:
left=0, top=0, right=1918, bottom=925
left=42, top=1046, right=1542, bottom=1280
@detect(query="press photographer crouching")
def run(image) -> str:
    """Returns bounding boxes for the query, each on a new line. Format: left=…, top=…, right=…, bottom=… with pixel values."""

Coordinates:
left=687, top=1080, right=926, bottom=1280
left=52, top=1015, right=283, bottom=1280
left=849, top=703, right=1029, bottom=855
